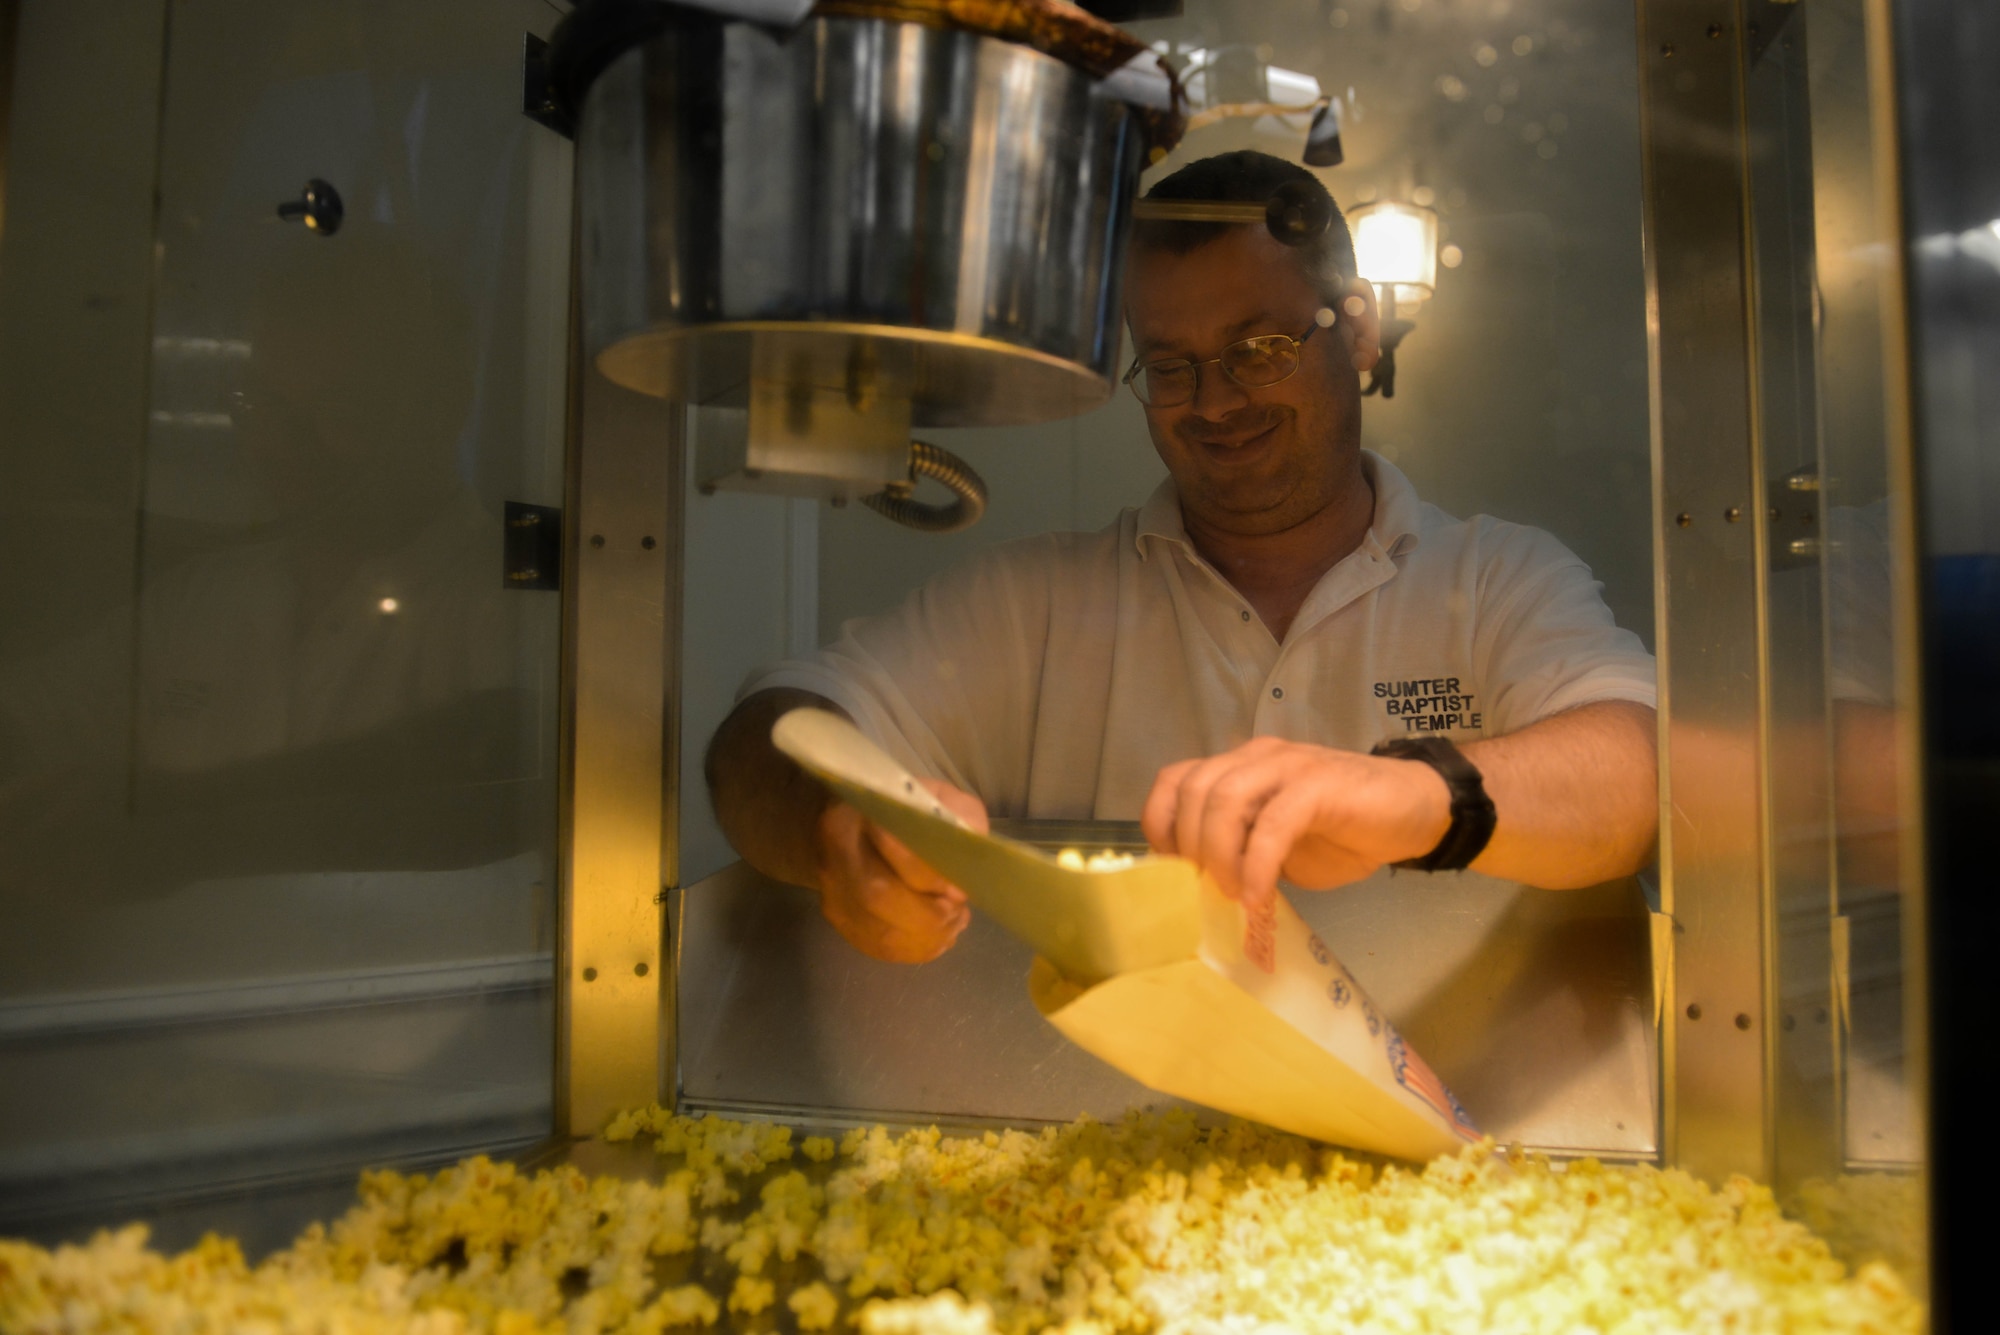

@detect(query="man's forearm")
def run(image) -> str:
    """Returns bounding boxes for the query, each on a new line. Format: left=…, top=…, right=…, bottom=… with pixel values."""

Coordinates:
left=704, top=687, right=846, bottom=889
left=1461, top=700, right=1659, bottom=888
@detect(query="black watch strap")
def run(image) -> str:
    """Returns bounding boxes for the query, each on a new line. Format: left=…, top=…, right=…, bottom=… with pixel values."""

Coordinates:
left=1369, top=735, right=1497, bottom=872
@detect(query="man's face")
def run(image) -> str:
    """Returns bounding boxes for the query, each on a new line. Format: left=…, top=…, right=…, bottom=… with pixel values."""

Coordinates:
left=1124, top=226, right=1365, bottom=537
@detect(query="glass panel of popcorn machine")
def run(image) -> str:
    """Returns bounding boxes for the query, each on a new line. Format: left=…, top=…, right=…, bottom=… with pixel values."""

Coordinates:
left=0, top=0, right=570, bottom=1252
left=1741, top=0, right=1929, bottom=1292
left=675, top=0, right=1664, bottom=1156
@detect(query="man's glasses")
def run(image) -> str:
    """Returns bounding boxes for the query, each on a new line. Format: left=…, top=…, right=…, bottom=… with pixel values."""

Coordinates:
left=1122, top=321, right=1323, bottom=408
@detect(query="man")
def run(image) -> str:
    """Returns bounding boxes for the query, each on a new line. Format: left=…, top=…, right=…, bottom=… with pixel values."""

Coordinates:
left=707, top=151, right=1658, bottom=965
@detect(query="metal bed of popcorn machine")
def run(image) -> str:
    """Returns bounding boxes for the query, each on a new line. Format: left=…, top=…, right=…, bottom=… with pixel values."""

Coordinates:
left=2, top=0, right=1988, bottom=1328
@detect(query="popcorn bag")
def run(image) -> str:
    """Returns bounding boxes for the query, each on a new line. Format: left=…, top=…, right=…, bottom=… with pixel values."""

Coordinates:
left=774, top=709, right=1481, bottom=1162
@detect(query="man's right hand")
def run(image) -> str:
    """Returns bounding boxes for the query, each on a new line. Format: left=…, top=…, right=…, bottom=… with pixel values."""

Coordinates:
left=811, top=780, right=988, bottom=963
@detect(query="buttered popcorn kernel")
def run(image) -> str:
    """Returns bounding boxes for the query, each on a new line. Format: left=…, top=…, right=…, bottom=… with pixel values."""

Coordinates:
left=788, top=1281, right=841, bottom=1330
left=1, top=1109, right=1921, bottom=1335
left=1054, top=849, right=1139, bottom=872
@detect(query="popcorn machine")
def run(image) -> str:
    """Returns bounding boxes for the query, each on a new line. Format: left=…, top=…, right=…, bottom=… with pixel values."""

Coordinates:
left=0, top=0, right=1987, bottom=1325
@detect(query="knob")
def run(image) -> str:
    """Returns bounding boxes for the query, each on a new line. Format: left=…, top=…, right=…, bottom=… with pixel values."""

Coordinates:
left=277, top=179, right=344, bottom=236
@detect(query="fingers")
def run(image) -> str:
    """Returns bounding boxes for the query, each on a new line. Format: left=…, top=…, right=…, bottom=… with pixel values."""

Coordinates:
left=866, top=821, right=960, bottom=899
left=1145, top=738, right=1302, bottom=901
left=921, top=778, right=991, bottom=836
left=1240, top=784, right=1320, bottom=913
left=1207, top=760, right=1310, bottom=905
left=1142, top=758, right=1199, bottom=853
left=1151, top=742, right=1305, bottom=977
left=1178, top=741, right=1295, bottom=900
left=1168, top=739, right=1271, bottom=870
left=814, top=802, right=969, bottom=963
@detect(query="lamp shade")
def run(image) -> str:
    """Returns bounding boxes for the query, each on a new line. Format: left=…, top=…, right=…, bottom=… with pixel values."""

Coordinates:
left=1348, top=200, right=1439, bottom=305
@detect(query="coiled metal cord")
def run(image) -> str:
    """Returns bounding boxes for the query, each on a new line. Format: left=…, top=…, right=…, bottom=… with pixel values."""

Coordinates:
left=862, top=440, right=988, bottom=534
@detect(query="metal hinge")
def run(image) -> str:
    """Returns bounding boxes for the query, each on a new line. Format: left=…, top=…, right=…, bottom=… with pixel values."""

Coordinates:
left=504, top=501, right=563, bottom=591
left=1767, top=466, right=1820, bottom=570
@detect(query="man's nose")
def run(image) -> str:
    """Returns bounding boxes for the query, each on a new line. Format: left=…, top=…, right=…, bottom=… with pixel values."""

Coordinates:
left=1187, top=360, right=1250, bottom=420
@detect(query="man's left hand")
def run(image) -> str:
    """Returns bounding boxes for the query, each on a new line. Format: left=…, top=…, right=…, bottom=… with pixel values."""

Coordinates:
left=1140, top=736, right=1451, bottom=933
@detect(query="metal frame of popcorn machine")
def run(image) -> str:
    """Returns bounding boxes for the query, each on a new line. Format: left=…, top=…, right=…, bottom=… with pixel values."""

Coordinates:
left=545, top=0, right=1958, bottom=1312
left=541, top=0, right=1185, bottom=1137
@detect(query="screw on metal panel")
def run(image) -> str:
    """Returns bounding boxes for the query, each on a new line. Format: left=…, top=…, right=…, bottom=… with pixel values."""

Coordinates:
left=1789, top=538, right=1822, bottom=559
left=1675, top=512, right=1693, bottom=528
left=641, top=536, right=657, bottom=550
left=1770, top=507, right=1782, bottom=520
left=1707, top=23, right=1723, bottom=38
left=1686, top=1002, right=1703, bottom=1020
left=634, top=962, right=649, bottom=977
left=1661, top=42, right=1675, bottom=57
left=590, top=534, right=605, bottom=548
left=1725, top=506, right=1742, bottom=523
left=1734, top=1013, right=1752, bottom=1030
left=582, top=967, right=598, bottom=982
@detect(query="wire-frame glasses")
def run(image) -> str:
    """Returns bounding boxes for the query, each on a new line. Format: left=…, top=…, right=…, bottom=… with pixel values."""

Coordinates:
left=1122, top=321, right=1324, bottom=408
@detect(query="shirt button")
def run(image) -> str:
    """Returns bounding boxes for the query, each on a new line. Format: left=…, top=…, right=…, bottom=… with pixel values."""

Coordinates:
left=1271, top=687, right=1284, bottom=700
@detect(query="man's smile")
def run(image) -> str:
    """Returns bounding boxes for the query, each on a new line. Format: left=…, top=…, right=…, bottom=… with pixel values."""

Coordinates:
left=1176, top=407, right=1288, bottom=453
left=1179, top=411, right=1289, bottom=465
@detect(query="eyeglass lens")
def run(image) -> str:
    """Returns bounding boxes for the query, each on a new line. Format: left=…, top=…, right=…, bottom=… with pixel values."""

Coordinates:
left=1134, top=334, right=1302, bottom=407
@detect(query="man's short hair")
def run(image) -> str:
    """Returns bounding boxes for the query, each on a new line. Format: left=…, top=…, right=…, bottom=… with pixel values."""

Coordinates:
left=1132, top=151, right=1357, bottom=299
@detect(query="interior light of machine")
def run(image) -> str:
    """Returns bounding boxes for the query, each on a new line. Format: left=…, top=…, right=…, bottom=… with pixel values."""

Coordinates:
left=378, top=596, right=401, bottom=615
left=1348, top=200, right=1439, bottom=307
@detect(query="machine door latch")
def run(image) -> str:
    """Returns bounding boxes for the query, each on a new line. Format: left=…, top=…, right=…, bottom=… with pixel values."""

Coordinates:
left=1767, top=467, right=1820, bottom=570
left=504, top=501, right=562, bottom=591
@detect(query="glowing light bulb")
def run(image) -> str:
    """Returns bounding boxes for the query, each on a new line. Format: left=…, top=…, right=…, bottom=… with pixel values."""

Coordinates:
left=378, top=597, right=400, bottom=614
left=1348, top=200, right=1440, bottom=306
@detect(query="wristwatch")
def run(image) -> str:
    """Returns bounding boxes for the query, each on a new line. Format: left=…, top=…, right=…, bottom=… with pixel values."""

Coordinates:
left=1368, top=735, right=1497, bottom=872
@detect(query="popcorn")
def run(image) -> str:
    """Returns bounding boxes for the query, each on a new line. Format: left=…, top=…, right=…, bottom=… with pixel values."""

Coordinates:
left=1790, top=1172, right=1926, bottom=1285
left=0, top=1108, right=1924, bottom=1335
left=637, top=1284, right=717, bottom=1329
left=858, top=1291, right=1000, bottom=1335
left=725, top=1275, right=774, bottom=1315
left=787, top=1280, right=840, bottom=1330
left=1055, top=850, right=1140, bottom=872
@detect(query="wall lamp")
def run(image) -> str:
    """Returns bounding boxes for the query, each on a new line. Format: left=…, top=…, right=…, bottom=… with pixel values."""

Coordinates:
left=1348, top=199, right=1439, bottom=398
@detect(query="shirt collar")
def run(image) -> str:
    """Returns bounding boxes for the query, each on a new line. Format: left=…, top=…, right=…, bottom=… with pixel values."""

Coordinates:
left=1134, top=449, right=1423, bottom=560
left=1363, top=450, right=1424, bottom=558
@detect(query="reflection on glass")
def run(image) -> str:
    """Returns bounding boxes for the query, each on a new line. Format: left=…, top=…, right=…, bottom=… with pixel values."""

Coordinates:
left=0, top=0, right=568, bottom=1245
left=1348, top=199, right=1439, bottom=305
left=680, top=0, right=1664, bottom=1162
left=1740, top=0, right=1925, bottom=1290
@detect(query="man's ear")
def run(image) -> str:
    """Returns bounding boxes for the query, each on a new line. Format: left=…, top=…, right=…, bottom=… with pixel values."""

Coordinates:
left=1331, top=275, right=1382, bottom=375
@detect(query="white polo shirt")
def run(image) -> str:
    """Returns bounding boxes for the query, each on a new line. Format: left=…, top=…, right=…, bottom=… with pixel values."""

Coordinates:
left=746, top=452, right=1656, bottom=821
